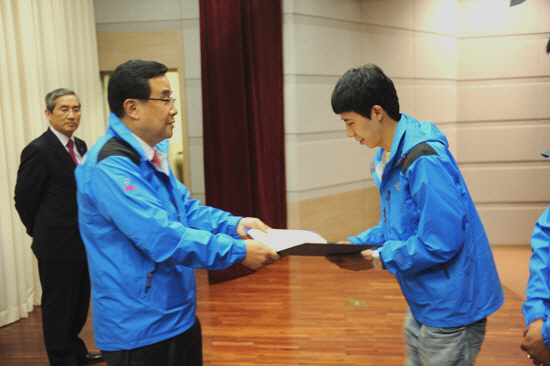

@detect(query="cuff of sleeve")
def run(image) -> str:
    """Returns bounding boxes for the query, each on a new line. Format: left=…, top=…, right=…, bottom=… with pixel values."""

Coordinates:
left=379, top=246, right=396, bottom=274
left=378, top=250, right=385, bottom=269
left=348, top=236, right=362, bottom=244
left=228, top=216, right=244, bottom=238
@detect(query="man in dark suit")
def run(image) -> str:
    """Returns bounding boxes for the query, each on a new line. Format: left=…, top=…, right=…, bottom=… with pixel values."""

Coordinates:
left=14, top=88, right=103, bottom=366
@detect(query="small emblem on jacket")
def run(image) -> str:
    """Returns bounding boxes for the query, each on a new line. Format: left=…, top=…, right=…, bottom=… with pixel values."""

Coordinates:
left=123, top=179, right=136, bottom=191
left=394, top=181, right=400, bottom=191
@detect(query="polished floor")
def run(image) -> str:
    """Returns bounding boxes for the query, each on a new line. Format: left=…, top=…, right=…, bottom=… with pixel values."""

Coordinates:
left=0, top=245, right=534, bottom=365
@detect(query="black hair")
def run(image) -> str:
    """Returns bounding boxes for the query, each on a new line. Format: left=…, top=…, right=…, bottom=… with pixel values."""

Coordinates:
left=108, top=59, right=168, bottom=117
left=331, top=63, right=401, bottom=121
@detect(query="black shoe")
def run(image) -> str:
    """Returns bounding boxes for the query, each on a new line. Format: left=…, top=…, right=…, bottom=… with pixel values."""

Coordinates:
left=78, top=352, right=104, bottom=365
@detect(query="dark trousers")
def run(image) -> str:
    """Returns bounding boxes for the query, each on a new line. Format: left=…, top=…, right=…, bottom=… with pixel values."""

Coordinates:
left=37, top=258, right=91, bottom=366
left=102, top=318, right=203, bottom=366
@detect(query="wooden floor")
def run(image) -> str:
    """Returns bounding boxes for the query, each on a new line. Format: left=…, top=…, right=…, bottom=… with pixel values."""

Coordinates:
left=0, top=246, right=533, bottom=365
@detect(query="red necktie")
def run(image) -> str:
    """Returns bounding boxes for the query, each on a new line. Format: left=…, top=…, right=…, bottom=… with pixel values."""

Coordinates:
left=67, top=139, right=78, bottom=165
left=151, top=151, right=161, bottom=169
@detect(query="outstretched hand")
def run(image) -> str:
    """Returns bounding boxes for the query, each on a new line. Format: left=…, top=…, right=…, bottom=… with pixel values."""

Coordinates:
left=326, top=249, right=374, bottom=271
left=241, top=240, right=280, bottom=270
left=237, top=217, right=271, bottom=239
left=521, top=319, right=550, bottom=365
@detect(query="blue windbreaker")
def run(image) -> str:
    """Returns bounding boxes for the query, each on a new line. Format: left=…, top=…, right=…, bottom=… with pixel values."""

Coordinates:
left=349, top=113, right=504, bottom=327
left=75, top=113, right=247, bottom=350
left=523, top=206, right=550, bottom=347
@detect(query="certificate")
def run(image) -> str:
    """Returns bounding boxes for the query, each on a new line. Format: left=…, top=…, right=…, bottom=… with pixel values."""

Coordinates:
left=246, top=229, right=378, bottom=256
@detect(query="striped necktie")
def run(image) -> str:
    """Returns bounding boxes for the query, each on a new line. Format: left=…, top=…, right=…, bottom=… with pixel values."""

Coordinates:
left=151, top=151, right=161, bottom=169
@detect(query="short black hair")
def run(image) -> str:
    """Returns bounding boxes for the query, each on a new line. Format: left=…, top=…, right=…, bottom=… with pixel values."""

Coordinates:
left=108, top=59, right=168, bottom=117
left=331, top=63, right=401, bottom=121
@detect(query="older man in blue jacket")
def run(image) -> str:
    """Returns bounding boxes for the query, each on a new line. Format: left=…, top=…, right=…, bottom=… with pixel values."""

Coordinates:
left=327, top=64, right=504, bottom=366
left=75, top=60, right=279, bottom=366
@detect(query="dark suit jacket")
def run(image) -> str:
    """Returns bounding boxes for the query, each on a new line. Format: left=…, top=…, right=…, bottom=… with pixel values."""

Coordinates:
left=15, top=128, right=87, bottom=262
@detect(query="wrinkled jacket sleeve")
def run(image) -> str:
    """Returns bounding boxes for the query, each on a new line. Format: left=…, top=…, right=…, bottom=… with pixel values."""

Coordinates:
left=348, top=220, right=386, bottom=245
left=89, top=157, right=246, bottom=270
left=381, top=155, right=465, bottom=275
left=523, top=206, right=550, bottom=347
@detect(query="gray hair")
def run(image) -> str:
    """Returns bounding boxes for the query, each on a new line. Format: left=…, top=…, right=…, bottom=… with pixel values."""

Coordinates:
left=45, top=88, right=80, bottom=112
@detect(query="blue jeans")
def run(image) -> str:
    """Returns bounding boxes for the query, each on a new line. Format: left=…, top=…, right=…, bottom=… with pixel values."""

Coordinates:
left=403, top=309, right=486, bottom=366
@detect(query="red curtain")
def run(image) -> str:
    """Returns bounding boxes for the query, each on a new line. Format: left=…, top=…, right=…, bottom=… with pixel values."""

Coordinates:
left=199, top=0, right=286, bottom=284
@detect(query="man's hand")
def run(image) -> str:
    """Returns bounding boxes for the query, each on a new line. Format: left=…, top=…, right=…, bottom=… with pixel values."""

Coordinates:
left=521, top=318, right=550, bottom=365
left=236, top=217, right=271, bottom=239
left=326, top=249, right=374, bottom=271
left=241, top=240, right=280, bottom=270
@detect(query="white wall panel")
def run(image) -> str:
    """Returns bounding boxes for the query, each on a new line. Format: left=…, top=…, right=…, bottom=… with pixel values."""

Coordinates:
left=413, top=81, right=457, bottom=123
left=285, top=138, right=372, bottom=192
left=541, top=0, right=550, bottom=32
left=360, top=0, right=414, bottom=30
left=457, top=123, right=550, bottom=162
left=539, top=82, right=550, bottom=117
left=94, top=0, right=183, bottom=23
left=393, top=81, right=416, bottom=117
left=414, top=33, right=457, bottom=79
left=539, top=38, right=550, bottom=74
left=181, top=22, right=201, bottom=79
left=362, top=25, right=414, bottom=78
left=188, top=141, right=205, bottom=197
left=462, top=165, right=550, bottom=203
left=459, top=0, right=541, bottom=37
left=284, top=76, right=342, bottom=134
left=414, top=0, right=458, bottom=35
left=185, top=79, right=202, bottom=137
left=458, top=36, right=541, bottom=80
left=286, top=15, right=363, bottom=76
left=284, top=0, right=362, bottom=22
left=479, top=205, right=547, bottom=245
left=458, top=81, right=541, bottom=122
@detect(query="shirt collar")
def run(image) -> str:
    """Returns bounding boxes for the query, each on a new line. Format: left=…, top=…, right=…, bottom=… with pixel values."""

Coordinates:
left=131, top=132, right=168, bottom=174
left=49, top=126, right=73, bottom=147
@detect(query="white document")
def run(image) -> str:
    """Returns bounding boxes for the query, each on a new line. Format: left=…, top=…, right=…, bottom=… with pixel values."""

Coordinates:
left=246, top=228, right=327, bottom=252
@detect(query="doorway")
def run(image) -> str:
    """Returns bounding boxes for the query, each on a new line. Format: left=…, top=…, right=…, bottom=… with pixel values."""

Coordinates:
left=96, top=30, right=191, bottom=185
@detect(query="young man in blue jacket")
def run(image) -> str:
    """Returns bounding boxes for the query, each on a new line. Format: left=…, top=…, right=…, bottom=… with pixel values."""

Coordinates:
left=521, top=150, right=550, bottom=365
left=326, top=64, right=504, bottom=366
left=75, top=59, right=279, bottom=366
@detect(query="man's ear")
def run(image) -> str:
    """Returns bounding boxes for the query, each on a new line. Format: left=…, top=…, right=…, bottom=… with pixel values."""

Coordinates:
left=44, top=109, right=52, bottom=122
left=372, top=105, right=383, bottom=122
left=123, top=99, right=140, bottom=120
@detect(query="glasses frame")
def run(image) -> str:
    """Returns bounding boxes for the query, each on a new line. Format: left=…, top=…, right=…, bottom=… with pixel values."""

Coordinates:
left=140, top=97, right=176, bottom=106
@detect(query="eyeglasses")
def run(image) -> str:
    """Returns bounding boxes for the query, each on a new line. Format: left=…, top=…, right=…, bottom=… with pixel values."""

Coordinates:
left=141, top=97, right=177, bottom=106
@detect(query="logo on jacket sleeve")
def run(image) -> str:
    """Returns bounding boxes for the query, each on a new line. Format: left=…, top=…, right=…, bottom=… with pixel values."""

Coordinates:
left=123, top=179, right=137, bottom=191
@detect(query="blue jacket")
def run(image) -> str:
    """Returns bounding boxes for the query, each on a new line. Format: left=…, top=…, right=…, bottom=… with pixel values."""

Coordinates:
left=75, top=113, right=247, bottom=351
left=523, top=206, right=550, bottom=347
left=349, top=113, right=504, bottom=327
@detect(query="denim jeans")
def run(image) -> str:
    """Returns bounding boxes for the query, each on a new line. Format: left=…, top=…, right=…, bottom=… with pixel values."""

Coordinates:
left=403, top=308, right=487, bottom=366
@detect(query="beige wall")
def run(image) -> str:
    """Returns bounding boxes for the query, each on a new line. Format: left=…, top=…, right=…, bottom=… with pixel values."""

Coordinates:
left=283, top=0, right=459, bottom=240
left=94, top=0, right=550, bottom=244
left=284, top=0, right=550, bottom=244
left=457, top=0, right=550, bottom=244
